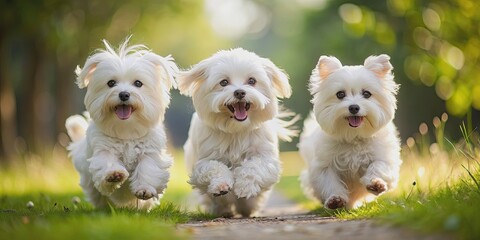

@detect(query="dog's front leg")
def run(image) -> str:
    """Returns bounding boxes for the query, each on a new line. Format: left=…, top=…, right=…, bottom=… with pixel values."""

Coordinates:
left=130, top=153, right=172, bottom=200
left=311, top=166, right=349, bottom=209
left=189, top=160, right=234, bottom=197
left=89, top=151, right=128, bottom=195
left=360, top=160, right=399, bottom=196
left=233, top=156, right=281, bottom=199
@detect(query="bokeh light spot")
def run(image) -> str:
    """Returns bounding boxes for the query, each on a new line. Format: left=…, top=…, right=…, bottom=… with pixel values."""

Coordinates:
left=339, top=4, right=362, bottom=24
left=423, top=8, right=441, bottom=31
left=419, top=61, right=437, bottom=86
left=435, top=76, right=454, bottom=100
left=205, top=0, right=270, bottom=39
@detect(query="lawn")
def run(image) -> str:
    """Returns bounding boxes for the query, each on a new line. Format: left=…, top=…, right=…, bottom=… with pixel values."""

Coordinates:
left=0, top=148, right=200, bottom=240
left=275, top=120, right=480, bottom=240
left=276, top=150, right=480, bottom=239
left=1, top=118, right=479, bottom=239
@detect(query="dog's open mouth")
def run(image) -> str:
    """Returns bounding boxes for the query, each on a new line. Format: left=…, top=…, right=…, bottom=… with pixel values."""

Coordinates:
left=227, top=102, right=251, bottom=121
left=115, top=104, right=134, bottom=120
left=346, top=116, right=364, bottom=128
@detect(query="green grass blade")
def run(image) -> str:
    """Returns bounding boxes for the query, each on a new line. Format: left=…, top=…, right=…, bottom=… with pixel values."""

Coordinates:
left=461, top=165, right=480, bottom=193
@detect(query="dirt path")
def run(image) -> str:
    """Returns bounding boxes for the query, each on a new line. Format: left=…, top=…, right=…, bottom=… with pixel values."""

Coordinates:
left=179, top=191, right=448, bottom=240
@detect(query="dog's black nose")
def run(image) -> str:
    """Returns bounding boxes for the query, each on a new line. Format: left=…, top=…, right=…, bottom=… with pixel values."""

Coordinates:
left=119, top=91, right=130, bottom=101
left=349, top=104, right=360, bottom=114
left=234, top=89, right=246, bottom=99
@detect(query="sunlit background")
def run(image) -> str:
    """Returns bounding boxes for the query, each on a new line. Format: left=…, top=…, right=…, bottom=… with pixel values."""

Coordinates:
left=1, top=3, right=480, bottom=238
left=1, top=0, right=479, bottom=160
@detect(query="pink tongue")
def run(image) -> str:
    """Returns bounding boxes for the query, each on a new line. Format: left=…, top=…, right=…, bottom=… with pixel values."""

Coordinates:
left=115, top=105, right=132, bottom=120
left=348, top=116, right=363, bottom=127
left=233, top=102, right=248, bottom=121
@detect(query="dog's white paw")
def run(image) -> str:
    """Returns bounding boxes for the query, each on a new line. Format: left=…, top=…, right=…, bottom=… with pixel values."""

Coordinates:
left=106, top=171, right=127, bottom=183
left=233, top=179, right=260, bottom=199
left=208, top=182, right=232, bottom=197
left=325, top=195, right=347, bottom=209
left=366, top=178, right=388, bottom=195
left=95, top=170, right=128, bottom=195
left=95, top=169, right=129, bottom=195
left=90, top=159, right=129, bottom=195
left=133, top=185, right=157, bottom=200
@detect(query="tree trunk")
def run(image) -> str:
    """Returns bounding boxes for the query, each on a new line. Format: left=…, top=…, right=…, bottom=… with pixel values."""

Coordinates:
left=0, top=38, right=17, bottom=161
left=22, top=40, right=45, bottom=154
left=55, top=55, right=73, bottom=142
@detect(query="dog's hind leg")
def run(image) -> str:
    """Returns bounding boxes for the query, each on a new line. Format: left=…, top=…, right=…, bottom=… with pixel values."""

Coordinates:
left=235, top=189, right=270, bottom=217
left=209, top=193, right=236, bottom=218
left=79, top=173, right=109, bottom=208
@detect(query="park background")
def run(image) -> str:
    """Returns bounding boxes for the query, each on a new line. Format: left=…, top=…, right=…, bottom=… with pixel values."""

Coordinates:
left=1, top=0, right=479, bottom=159
left=1, top=0, right=480, bottom=238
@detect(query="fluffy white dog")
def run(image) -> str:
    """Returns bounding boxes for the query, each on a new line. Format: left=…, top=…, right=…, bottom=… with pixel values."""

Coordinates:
left=65, top=38, right=178, bottom=210
left=299, top=54, right=402, bottom=209
left=178, top=48, right=297, bottom=217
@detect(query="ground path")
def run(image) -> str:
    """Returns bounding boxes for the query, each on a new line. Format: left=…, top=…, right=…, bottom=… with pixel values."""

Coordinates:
left=179, top=191, right=449, bottom=240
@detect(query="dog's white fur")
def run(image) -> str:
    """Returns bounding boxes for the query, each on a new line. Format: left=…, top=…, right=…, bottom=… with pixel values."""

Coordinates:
left=178, top=48, right=297, bottom=217
left=299, top=54, right=402, bottom=209
left=65, top=38, right=178, bottom=210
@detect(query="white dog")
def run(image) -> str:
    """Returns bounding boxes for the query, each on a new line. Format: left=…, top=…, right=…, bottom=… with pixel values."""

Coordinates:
left=299, top=54, right=402, bottom=209
left=65, top=38, right=178, bottom=210
left=178, top=48, right=297, bottom=217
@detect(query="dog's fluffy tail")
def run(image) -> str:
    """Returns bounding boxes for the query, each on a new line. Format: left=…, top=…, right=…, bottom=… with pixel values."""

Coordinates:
left=274, top=107, right=300, bottom=142
left=65, top=112, right=90, bottom=142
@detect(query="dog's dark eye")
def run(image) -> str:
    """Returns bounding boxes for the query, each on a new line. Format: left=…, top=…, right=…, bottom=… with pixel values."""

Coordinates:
left=134, top=80, right=143, bottom=88
left=219, top=79, right=229, bottom=87
left=107, top=80, right=116, bottom=88
left=362, top=90, right=372, bottom=99
left=336, top=91, right=346, bottom=99
left=247, top=77, right=256, bottom=86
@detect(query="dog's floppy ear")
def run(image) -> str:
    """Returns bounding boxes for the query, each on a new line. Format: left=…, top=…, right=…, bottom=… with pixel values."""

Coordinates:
left=75, top=54, right=103, bottom=89
left=316, top=55, right=342, bottom=80
left=177, top=59, right=210, bottom=96
left=262, top=58, right=292, bottom=98
left=75, top=39, right=119, bottom=89
left=364, top=54, right=392, bottom=79
left=143, top=52, right=179, bottom=90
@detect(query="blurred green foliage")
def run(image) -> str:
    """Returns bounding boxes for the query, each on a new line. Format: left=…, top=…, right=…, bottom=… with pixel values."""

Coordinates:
left=234, top=0, right=479, bottom=149
left=386, top=0, right=480, bottom=116
left=0, top=0, right=228, bottom=157
left=0, top=0, right=478, bottom=159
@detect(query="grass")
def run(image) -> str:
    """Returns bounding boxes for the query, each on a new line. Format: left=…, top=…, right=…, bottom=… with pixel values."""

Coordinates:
left=275, top=114, right=480, bottom=239
left=2, top=113, right=479, bottom=239
left=0, top=147, right=209, bottom=240
left=1, top=194, right=190, bottom=239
